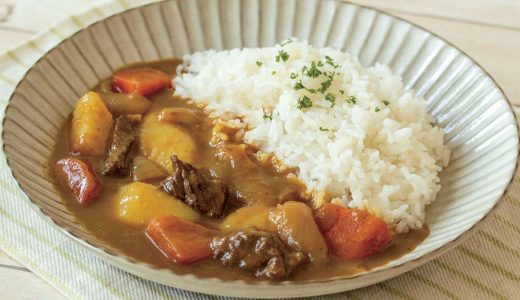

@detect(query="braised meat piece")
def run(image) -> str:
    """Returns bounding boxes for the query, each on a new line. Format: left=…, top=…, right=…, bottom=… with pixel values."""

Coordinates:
left=103, top=116, right=136, bottom=176
left=161, top=155, right=228, bottom=218
left=210, top=228, right=307, bottom=280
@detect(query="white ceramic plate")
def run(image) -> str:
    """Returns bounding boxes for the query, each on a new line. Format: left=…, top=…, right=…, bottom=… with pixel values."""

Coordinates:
left=2, top=0, right=519, bottom=298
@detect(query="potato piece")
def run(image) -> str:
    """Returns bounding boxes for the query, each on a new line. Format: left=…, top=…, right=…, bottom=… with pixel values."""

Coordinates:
left=116, top=182, right=198, bottom=227
left=270, top=201, right=328, bottom=264
left=131, top=155, right=166, bottom=182
left=99, top=92, right=152, bottom=116
left=70, top=91, right=113, bottom=156
left=138, top=112, right=196, bottom=172
left=220, top=205, right=276, bottom=232
left=159, top=108, right=200, bottom=126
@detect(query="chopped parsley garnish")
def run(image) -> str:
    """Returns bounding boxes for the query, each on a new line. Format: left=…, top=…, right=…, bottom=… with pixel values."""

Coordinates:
left=319, top=126, right=329, bottom=131
left=290, top=57, right=346, bottom=111
left=297, top=96, right=312, bottom=110
left=256, top=61, right=263, bottom=67
left=294, top=81, right=304, bottom=90
left=325, top=55, right=340, bottom=68
left=317, top=79, right=332, bottom=93
left=375, top=107, right=381, bottom=112
left=263, top=112, right=273, bottom=121
left=382, top=99, right=390, bottom=106
left=325, top=93, right=336, bottom=107
left=305, top=61, right=322, bottom=78
left=347, top=96, right=357, bottom=104
left=275, top=50, right=289, bottom=62
left=280, top=39, right=293, bottom=46
left=272, top=70, right=276, bottom=75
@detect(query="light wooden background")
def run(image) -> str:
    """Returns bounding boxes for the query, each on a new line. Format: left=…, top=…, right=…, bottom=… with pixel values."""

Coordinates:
left=0, top=0, right=519, bottom=299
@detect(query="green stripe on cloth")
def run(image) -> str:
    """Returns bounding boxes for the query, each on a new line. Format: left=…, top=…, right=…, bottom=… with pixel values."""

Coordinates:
left=0, top=235, right=80, bottom=300
left=0, top=204, right=130, bottom=300
left=476, top=230, right=520, bottom=259
left=432, top=260, right=507, bottom=300
left=505, top=195, right=520, bottom=208
left=0, top=177, right=174, bottom=300
left=49, top=27, right=67, bottom=40
left=404, top=272, right=461, bottom=300
left=0, top=73, right=16, bottom=85
left=494, top=214, right=520, bottom=236
left=378, top=283, right=416, bottom=300
left=458, top=247, right=520, bottom=282
left=5, top=51, right=30, bottom=68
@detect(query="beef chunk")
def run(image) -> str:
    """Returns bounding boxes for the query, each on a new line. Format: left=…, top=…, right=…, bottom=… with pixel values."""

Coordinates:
left=103, top=116, right=136, bottom=176
left=210, top=228, right=307, bottom=280
left=161, top=155, right=228, bottom=218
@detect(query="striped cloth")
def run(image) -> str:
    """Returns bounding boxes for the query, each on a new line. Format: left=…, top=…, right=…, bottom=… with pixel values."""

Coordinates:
left=0, top=1, right=519, bottom=299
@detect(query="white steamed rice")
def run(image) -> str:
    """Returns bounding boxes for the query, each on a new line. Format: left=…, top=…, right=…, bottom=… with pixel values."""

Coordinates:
left=174, top=40, right=450, bottom=233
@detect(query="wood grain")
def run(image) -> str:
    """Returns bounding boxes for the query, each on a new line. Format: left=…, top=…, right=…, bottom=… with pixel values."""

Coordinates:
left=0, top=250, right=25, bottom=269
left=0, top=268, right=67, bottom=300
left=348, top=0, right=520, bottom=29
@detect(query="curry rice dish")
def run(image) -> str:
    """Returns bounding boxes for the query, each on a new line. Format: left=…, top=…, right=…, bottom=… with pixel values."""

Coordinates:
left=51, top=40, right=448, bottom=281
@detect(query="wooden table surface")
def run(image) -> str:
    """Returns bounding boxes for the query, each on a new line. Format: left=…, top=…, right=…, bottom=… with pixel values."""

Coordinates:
left=0, top=0, right=519, bottom=299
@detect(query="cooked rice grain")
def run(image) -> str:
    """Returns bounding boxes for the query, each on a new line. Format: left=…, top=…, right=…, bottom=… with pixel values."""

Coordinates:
left=174, top=40, right=450, bottom=233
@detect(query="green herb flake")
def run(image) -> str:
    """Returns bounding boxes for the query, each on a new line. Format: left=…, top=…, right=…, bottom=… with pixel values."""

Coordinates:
left=290, top=72, right=298, bottom=79
left=325, top=93, right=336, bottom=107
left=275, top=50, right=289, bottom=62
left=382, top=99, right=390, bottom=106
left=272, top=70, right=276, bottom=75
left=256, top=61, right=263, bottom=67
left=325, top=55, right=340, bottom=68
left=306, top=61, right=322, bottom=78
left=339, top=89, right=345, bottom=95
left=297, top=96, right=313, bottom=110
left=317, top=79, right=332, bottom=93
left=263, top=112, right=273, bottom=121
left=319, top=126, right=329, bottom=132
left=375, top=107, right=381, bottom=112
left=347, top=96, right=357, bottom=104
left=280, top=39, right=293, bottom=46
left=294, top=81, right=304, bottom=91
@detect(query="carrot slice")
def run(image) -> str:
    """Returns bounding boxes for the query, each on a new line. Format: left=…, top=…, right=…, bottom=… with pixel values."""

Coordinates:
left=55, top=158, right=102, bottom=206
left=146, top=215, right=218, bottom=264
left=315, top=203, right=391, bottom=260
left=112, top=67, right=172, bottom=97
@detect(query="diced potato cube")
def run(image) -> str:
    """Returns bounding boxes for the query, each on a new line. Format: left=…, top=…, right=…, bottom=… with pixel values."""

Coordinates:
left=270, top=201, right=328, bottom=264
left=99, top=92, right=152, bottom=116
left=138, top=112, right=196, bottom=172
left=116, top=182, right=198, bottom=226
left=158, top=108, right=200, bottom=126
left=131, top=155, right=166, bottom=182
left=220, top=205, right=276, bottom=232
left=70, top=91, right=113, bottom=156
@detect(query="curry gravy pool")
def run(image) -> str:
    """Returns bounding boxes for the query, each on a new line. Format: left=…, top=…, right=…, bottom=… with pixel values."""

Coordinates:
left=50, top=59, right=429, bottom=282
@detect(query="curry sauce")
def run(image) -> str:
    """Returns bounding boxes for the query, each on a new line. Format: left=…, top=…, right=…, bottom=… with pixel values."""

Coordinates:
left=50, top=59, right=429, bottom=282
